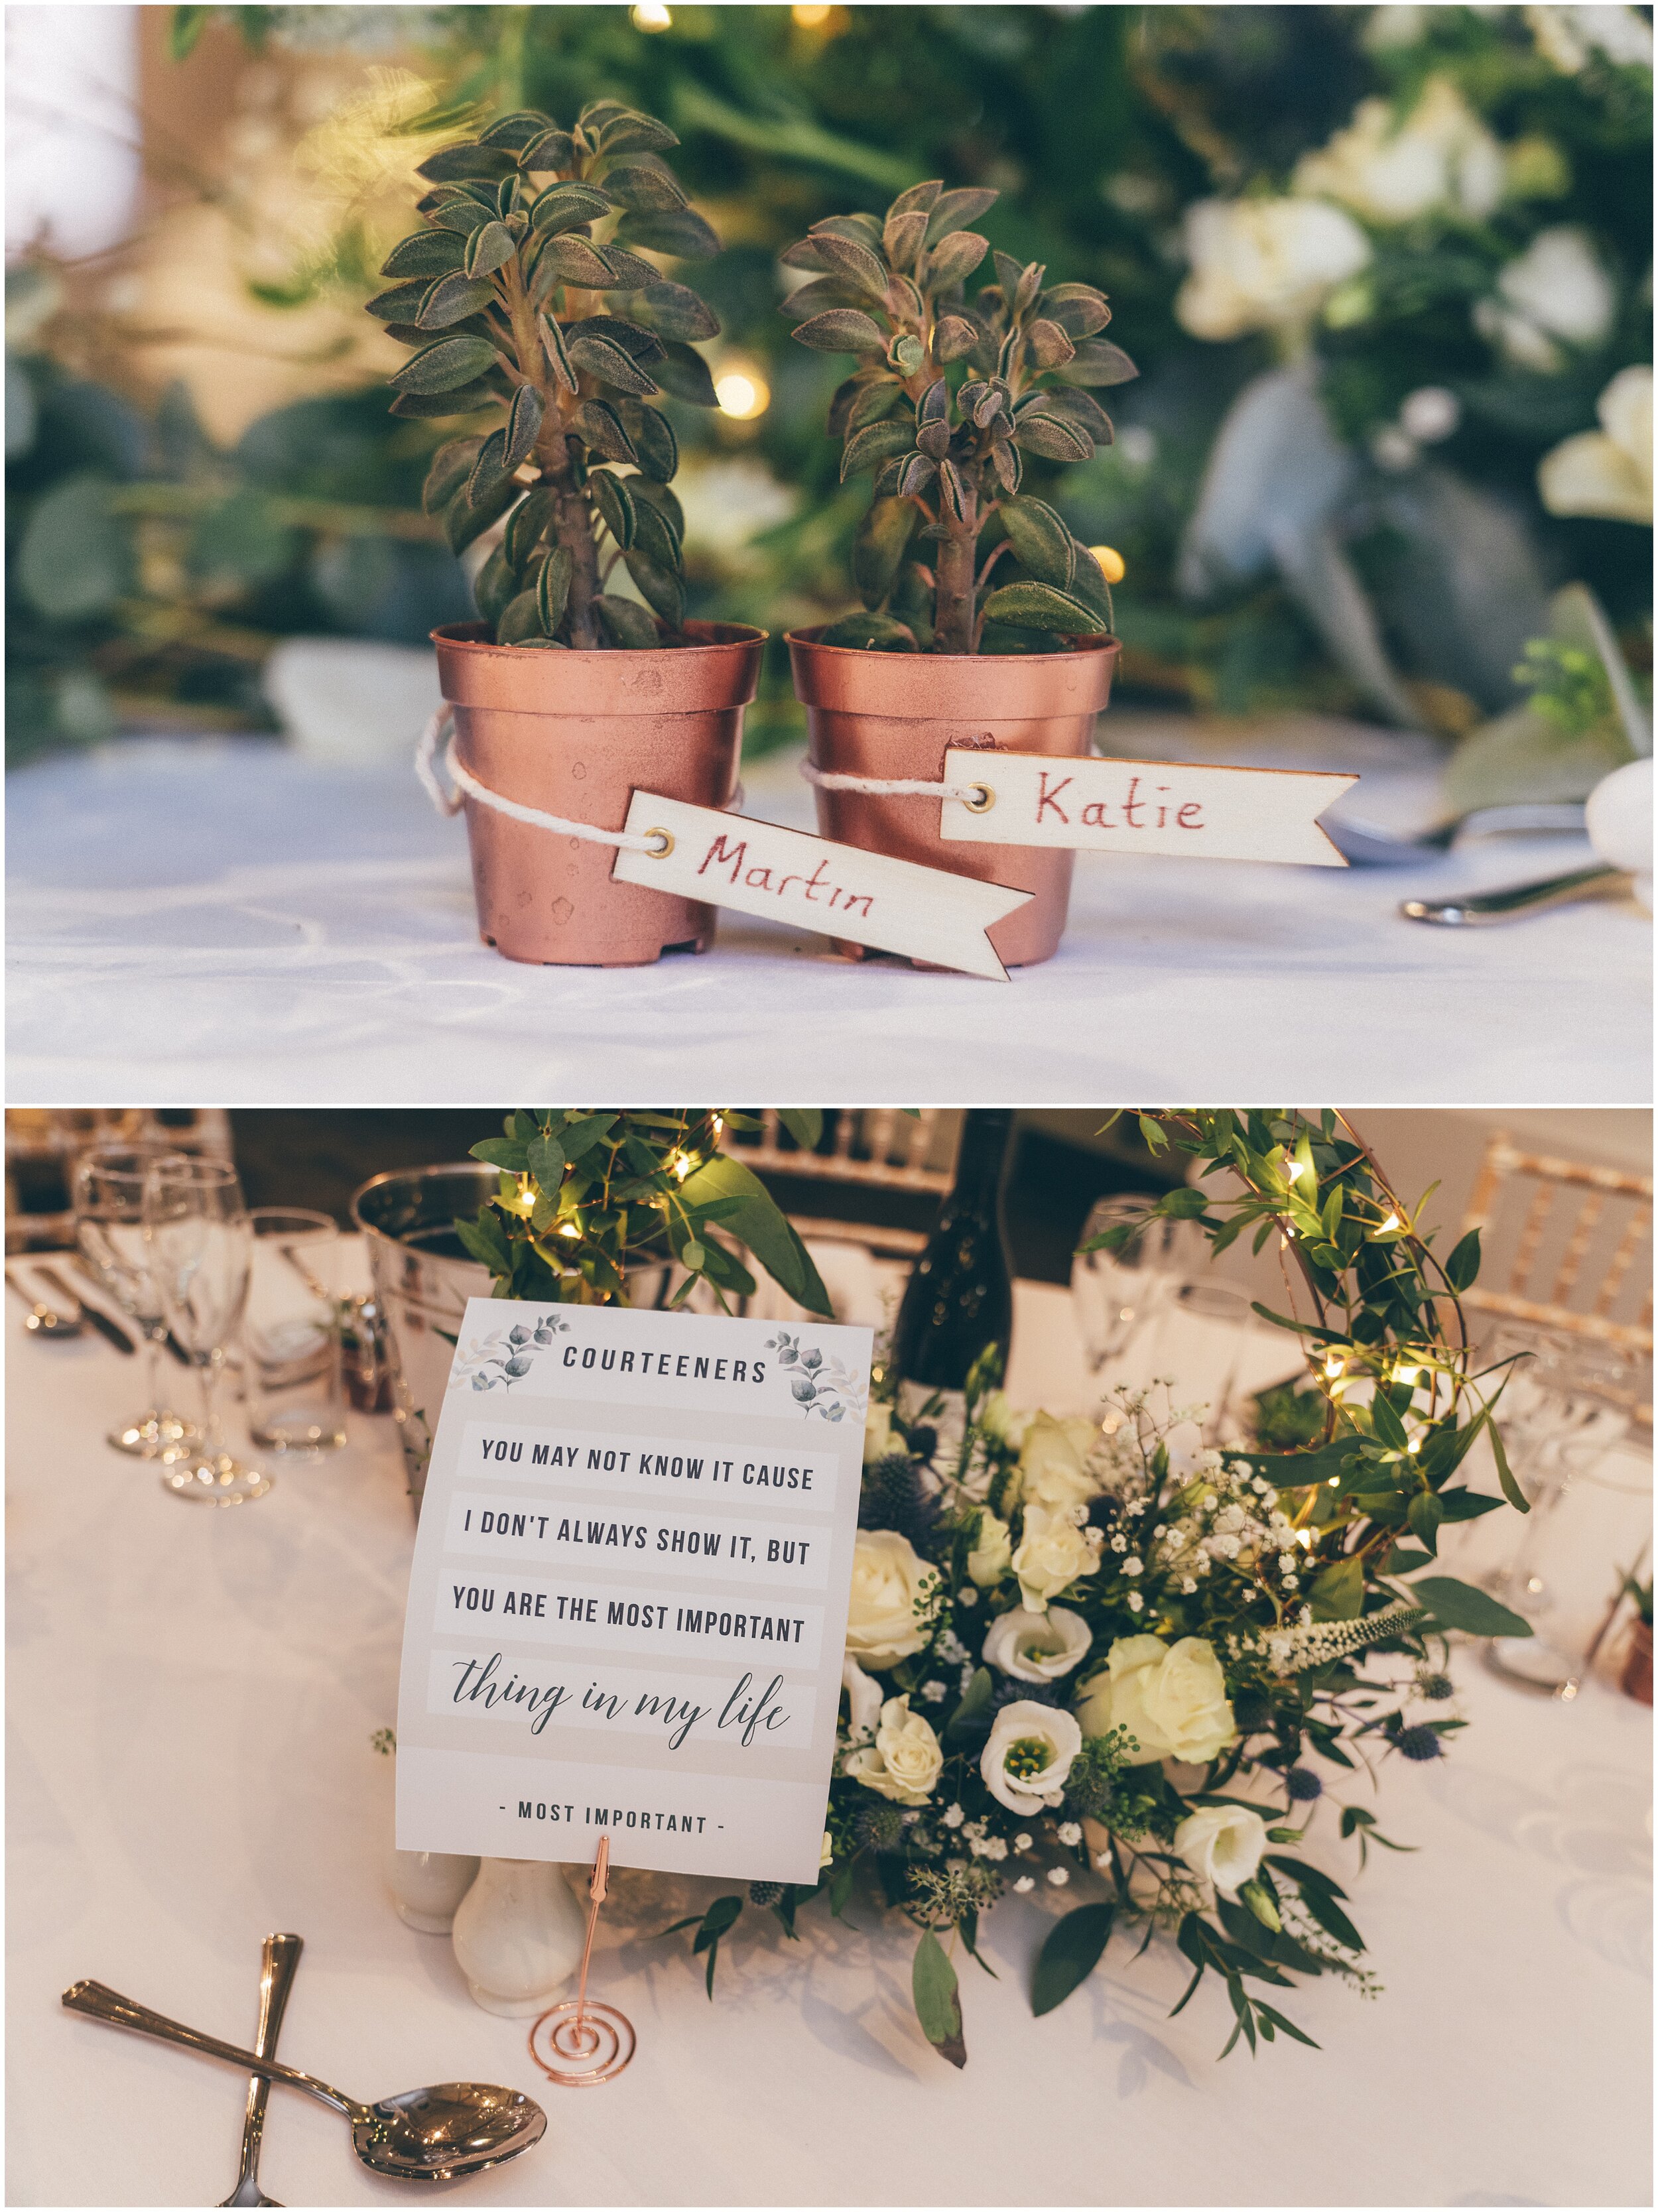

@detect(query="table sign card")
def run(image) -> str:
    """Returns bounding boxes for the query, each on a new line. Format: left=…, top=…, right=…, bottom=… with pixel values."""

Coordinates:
left=938, top=749, right=1359, bottom=866
left=396, top=1300, right=873, bottom=1885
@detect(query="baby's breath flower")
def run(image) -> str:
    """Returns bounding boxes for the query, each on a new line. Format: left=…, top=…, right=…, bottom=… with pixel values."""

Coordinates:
left=1047, top=1866, right=1070, bottom=1886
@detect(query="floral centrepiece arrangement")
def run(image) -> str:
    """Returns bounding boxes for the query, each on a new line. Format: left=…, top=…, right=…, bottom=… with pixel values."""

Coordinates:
left=669, top=1110, right=1534, bottom=2065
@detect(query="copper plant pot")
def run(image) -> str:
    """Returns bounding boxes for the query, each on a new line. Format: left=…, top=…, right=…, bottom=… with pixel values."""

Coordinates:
left=787, top=629, right=1119, bottom=969
left=433, top=620, right=765, bottom=967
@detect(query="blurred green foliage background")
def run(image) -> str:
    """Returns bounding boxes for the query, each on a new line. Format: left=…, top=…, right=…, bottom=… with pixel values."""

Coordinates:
left=7, top=3, right=1651, bottom=767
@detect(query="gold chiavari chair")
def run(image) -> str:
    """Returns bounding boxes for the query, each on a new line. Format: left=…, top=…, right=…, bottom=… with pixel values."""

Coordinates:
left=724, top=1110, right=955, bottom=1257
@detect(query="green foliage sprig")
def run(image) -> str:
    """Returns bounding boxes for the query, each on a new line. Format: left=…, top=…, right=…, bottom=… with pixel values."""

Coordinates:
left=785, top=182, right=1137, bottom=654
left=458, top=1108, right=832, bottom=1316
left=371, top=102, right=724, bottom=650
left=1098, top=1109, right=1529, bottom=1561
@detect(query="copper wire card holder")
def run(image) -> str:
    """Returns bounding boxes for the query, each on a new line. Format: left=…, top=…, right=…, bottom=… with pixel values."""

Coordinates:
left=529, top=1837, right=635, bottom=2085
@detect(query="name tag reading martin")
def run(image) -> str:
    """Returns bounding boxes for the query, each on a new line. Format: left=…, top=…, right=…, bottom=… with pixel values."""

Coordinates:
left=938, top=750, right=1358, bottom=866
left=395, top=1301, right=873, bottom=1885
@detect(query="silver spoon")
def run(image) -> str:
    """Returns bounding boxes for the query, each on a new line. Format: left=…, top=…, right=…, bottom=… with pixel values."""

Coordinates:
left=62, top=1979, right=547, bottom=2185
left=221, top=1934, right=302, bottom=2209
left=1400, top=861, right=1626, bottom=926
left=1328, top=799, right=1586, bottom=867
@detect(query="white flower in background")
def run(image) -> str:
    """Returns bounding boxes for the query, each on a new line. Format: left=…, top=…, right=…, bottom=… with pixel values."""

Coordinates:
left=841, top=1654, right=883, bottom=1745
left=983, top=1603, right=1093, bottom=1684
left=981, top=1700, right=1084, bottom=1813
left=1162, top=1421, right=1212, bottom=1483
left=1175, top=196, right=1372, bottom=342
left=820, top=1830, right=833, bottom=1869
left=844, top=1694, right=944, bottom=1805
left=1074, top=1634, right=1237, bottom=1766
left=1056, top=1820, right=1082, bottom=1846
left=1173, top=1804, right=1269, bottom=1899
left=669, top=456, right=797, bottom=566
left=966, top=1506, right=1013, bottom=1587
left=1293, top=76, right=1503, bottom=224
left=844, top=1529, right=934, bottom=1668
left=1474, top=225, right=1616, bottom=372
left=1011, top=1503, right=1100, bottom=1611
left=978, top=1389, right=1029, bottom=1449
left=1399, top=385, right=1461, bottom=443
left=1017, top=1412, right=1101, bottom=1511
left=1047, top=1866, right=1070, bottom=1886
left=1527, top=3, right=1653, bottom=74
left=1013, top=1874, right=1035, bottom=1893
left=1539, top=365, right=1653, bottom=524
left=863, top=1399, right=899, bottom=1466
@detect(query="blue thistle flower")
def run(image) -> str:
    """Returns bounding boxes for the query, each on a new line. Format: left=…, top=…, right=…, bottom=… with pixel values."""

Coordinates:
left=1285, top=1766, right=1323, bottom=1802
left=1395, top=1723, right=1443, bottom=1762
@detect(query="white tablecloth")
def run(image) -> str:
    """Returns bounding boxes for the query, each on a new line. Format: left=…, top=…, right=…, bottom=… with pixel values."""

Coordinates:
left=7, top=1278, right=1651, bottom=2208
left=7, top=733, right=1649, bottom=1103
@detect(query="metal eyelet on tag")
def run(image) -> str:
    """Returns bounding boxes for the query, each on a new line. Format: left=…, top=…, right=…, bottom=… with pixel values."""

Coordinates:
left=964, top=784, right=995, bottom=814
left=645, top=828, right=674, bottom=857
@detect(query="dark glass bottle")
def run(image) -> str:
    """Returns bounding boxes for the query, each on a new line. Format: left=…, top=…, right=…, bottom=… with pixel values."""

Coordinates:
left=890, top=1110, right=1015, bottom=1430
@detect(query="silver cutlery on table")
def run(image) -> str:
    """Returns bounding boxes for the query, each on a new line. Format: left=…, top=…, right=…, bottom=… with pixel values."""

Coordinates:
left=5, top=1268, right=84, bottom=1338
left=221, top=1934, right=302, bottom=2210
left=32, top=1264, right=139, bottom=1356
left=62, top=1978, right=547, bottom=2183
left=1328, top=798, right=1586, bottom=867
left=1401, top=861, right=1626, bottom=926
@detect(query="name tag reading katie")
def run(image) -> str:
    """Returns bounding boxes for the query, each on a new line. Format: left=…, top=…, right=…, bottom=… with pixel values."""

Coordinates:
left=395, top=1300, right=872, bottom=1885
left=610, top=793, right=1033, bottom=981
left=938, top=750, right=1358, bottom=867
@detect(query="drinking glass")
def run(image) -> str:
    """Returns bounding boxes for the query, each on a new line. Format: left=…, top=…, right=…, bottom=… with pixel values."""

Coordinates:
left=72, top=1142, right=198, bottom=1459
left=1163, top=1278, right=1263, bottom=1444
left=245, top=1209, right=346, bottom=1455
left=1071, top=1194, right=1210, bottom=1381
left=143, top=1156, right=270, bottom=1505
left=1484, top=1433, right=1652, bottom=1698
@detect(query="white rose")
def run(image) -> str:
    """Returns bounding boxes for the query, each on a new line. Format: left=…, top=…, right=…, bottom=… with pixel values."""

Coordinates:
left=1011, top=1503, right=1100, bottom=1612
left=1017, top=1413, right=1100, bottom=1510
left=1476, top=225, right=1616, bottom=372
left=1293, top=76, right=1503, bottom=224
left=1074, top=1634, right=1236, bottom=1766
left=1176, top=196, right=1371, bottom=343
left=863, top=1400, right=899, bottom=1467
left=978, top=1390, right=1029, bottom=1449
left=1539, top=365, right=1652, bottom=524
left=1174, top=1804, right=1269, bottom=1900
left=982, top=1604, right=1093, bottom=1684
left=841, top=1654, right=883, bottom=1745
left=844, top=1694, right=944, bottom=1806
left=966, top=1507, right=1013, bottom=1588
left=844, top=1528, right=933, bottom=1669
left=981, top=1699, right=1083, bottom=1814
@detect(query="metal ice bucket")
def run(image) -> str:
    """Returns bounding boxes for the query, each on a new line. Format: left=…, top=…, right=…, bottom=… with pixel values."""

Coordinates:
left=351, top=1163, right=498, bottom=1512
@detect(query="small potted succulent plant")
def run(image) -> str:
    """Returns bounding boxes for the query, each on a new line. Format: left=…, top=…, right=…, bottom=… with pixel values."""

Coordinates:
left=371, top=101, right=765, bottom=967
left=783, top=182, right=1135, bottom=967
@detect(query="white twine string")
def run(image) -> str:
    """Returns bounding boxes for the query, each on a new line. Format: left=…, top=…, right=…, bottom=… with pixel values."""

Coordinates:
left=417, top=704, right=709, bottom=856
left=799, top=759, right=988, bottom=804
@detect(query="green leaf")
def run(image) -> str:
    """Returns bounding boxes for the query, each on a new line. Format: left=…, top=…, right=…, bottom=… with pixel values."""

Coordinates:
left=390, top=334, right=497, bottom=395
left=911, top=1931, right=966, bottom=2067
left=601, top=156, right=689, bottom=213
left=572, top=399, right=637, bottom=465
left=622, top=545, right=685, bottom=628
left=537, top=545, right=574, bottom=634
left=504, top=487, right=556, bottom=567
left=840, top=418, right=914, bottom=480
left=422, top=437, right=483, bottom=517
left=625, top=403, right=678, bottom=483
left=793, top=308, right=888, bottom=354
left=1060, top=338, right=1139, bottom=387
left=1307, top=1558, right=1364, bottom=1621
left=943, top=1666, right=993, bottom=1741
left=1370, top=1393, right=1409, bottom=1452
left=653, top=341, right=719, bottom=408
left=568, top=332, right=660, bottom=397
left=1445, top=1229, right=1481, bottom=1292
left=852, top=497, right=919, bottom=609
left=17, top=474, right=131, bottom=620
left=594, top=595, right=660, bottom=648
left=676, top=1155, right=832, bottom=1316
left=187, top=491, right=295, bottom=590
left=633, top=280, right=719, bottom=341
left=777, top=1109, right=823, bottom=1150
left=416, top=141, right=516, bottom=184
left=590, top=470, right=637, bottom=550
left=982, top=580, right=1100, bottom=634
left=464, top=220, right=517, bottom=279
left=924, top=185, right=997, bottom=244
left=1409, top=1575, right=1533, bottom=1639
left=381, top=230, right=467, bottom=279
left=1031, top=1902, right=1114, bottom=2018
left=997, top=497, right=1077, bottom=589
left=416, top=271, right=497, bottom=330
left=817, top=611, right=918, bottom=650
left=1011, top=410, right=1094, bottom=463
left=497, top=589, right=550, bottom=644
left=614, top=206, right=721, bottom=261
left=1253, top=2002, right=1320, bottom=2050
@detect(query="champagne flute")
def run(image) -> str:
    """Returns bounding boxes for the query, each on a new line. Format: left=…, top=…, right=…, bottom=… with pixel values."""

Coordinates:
left=72, top=1142, right=199, bottom=1459
left=1071, top=1194, right=1210, bottom=1382
left=143, top=1156, right=270, bottom=1505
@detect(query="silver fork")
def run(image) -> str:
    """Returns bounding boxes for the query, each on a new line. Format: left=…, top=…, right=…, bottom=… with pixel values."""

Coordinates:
left=220, top=1934, right=302, bottom=2209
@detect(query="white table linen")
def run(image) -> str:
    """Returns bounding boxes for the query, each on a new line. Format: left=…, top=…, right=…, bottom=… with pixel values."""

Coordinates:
left=7, top=734, right=1649, bottom=1103
left=7, top=1271, right=1650, bottom=2209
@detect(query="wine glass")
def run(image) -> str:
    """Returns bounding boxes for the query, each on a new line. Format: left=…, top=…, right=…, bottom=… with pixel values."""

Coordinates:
left=72, top=1142, right=199, bottom=1459
left=1070, top=1194, right=1210, bottom=1382
left=143, top=1156, right=270, bottom=1505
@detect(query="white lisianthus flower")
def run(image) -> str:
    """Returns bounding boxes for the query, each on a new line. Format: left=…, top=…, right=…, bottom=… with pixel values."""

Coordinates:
left=863, top=1399, right=899, bottom=1467
left=841, top=1654, right=883, bottom=1745
left=844, top=1694, right=944, bottom=1806
left=1475, top=225, right=1616, bottom=372
left=982, top=1603, right=1093, bottom=1684
left=966, top=1506, right=1013, bottom=1588
left=978, top=1389, right=1029, bottom=1450
left=1539, top=365, right=1653, bottom=524
left=981, top=1700, right=1083, bottom=1813
left=1176, top=196, right=1371, bottom=343
left=1293, top=76, right=1503, bottom=224
left=1011, top=1502, right=1100, bottom=1612
left=820, top=1829, right=834, bottom=1869
left=1174, top=1804, right=1269, bottom=1899
left=844, top=1528, right=934, bottom=1669
left=1074, top=1634, right=1237, bottom=1766
left=1017, top=1412, right=1101, bottom=1511
left=1528, top=3, right=1653, bottom=75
